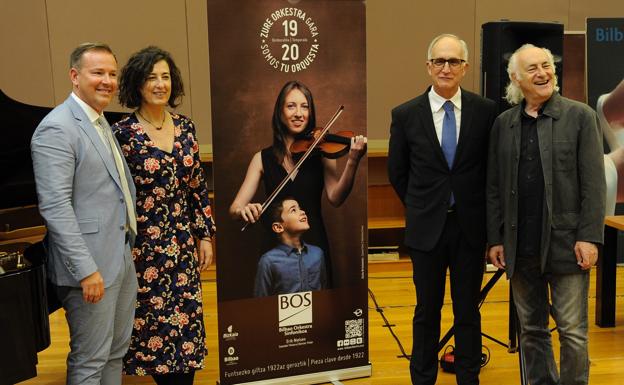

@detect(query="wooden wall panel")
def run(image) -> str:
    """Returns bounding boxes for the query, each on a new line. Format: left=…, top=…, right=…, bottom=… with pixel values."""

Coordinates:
left=2, top=0, right=623, bottom=146
left=45, top=0, right=192, bottom=116
left=568, top=0, right=624, bottom=31
left=562, top=33, right=586, bottom=103
left=186, top=0, right=212, bottom=148
left=366, top=0, right=477, bottom=141
left=474, top=0, right=569, bottom=32
left=0, top=0, right=54, bottom=106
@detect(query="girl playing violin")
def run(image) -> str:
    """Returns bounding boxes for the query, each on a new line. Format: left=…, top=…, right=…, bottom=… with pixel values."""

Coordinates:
left=229, top=80, right=367, bottom=286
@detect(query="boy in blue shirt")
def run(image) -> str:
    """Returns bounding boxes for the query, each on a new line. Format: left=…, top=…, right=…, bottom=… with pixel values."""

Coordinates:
left=254, top=197, right=327, bottom=297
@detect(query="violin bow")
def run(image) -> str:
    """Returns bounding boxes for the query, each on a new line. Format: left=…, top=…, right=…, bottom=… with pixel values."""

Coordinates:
left=241, top=105, right=345, bottom=231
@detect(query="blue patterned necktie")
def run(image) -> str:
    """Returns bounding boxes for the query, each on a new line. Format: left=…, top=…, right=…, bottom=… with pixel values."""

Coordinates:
left=441, top=100, right=457, bottom=168
left=441, top=100, right=456, bottom=206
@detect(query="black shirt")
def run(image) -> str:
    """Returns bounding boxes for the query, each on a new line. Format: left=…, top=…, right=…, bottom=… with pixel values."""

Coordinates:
left=516, top=108, right=545, bottom=258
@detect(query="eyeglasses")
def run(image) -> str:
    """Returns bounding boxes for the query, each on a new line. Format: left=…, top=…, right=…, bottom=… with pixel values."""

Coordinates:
left=430, top=58, right=465, bottom=69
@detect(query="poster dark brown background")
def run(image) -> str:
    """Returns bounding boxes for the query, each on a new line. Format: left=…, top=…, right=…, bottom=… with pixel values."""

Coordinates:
left=208, top=1, right=369, bottom=383
left=209, top=0, right=367, bottom=301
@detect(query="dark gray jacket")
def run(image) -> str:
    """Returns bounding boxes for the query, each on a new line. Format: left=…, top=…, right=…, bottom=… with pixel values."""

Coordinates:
left=486, top=92, right=605, bottom=277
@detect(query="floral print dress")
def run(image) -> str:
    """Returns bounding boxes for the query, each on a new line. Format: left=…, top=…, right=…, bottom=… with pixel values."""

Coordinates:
left=112, top=113, right=215, bottom=375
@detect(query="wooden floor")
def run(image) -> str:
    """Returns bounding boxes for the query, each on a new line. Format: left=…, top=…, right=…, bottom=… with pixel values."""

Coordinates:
left=23, top=265, right=624, bottom=385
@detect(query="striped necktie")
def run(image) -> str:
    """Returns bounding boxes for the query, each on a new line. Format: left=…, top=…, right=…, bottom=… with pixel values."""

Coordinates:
left=97, top=116, right=137, bottom=236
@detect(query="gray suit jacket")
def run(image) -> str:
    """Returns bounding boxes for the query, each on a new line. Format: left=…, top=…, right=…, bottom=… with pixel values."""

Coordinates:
left=31, top=95, right=136, bottom=287
left=486, top=93, right=605, bottom=278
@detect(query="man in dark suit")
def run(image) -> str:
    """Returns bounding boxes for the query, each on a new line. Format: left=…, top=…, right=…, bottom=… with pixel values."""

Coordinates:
left=388, top=34, right=497, bottom=385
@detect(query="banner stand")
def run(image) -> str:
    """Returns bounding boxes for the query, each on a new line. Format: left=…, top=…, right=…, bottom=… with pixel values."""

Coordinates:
left=208, top=1, right=369, bottom=383
left=217, top=364, right=372, bottom=385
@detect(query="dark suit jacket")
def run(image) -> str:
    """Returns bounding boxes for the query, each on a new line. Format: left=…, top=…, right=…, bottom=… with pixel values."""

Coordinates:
left=388, top=87, right=497, bottom=252
left=486, top=93, right=605, bottom=277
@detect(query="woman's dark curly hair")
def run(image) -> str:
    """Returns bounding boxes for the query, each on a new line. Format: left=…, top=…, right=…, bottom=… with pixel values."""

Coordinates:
left=118, top=46, right=184, bottom=108
left=271, top=80, right=316, bottom=162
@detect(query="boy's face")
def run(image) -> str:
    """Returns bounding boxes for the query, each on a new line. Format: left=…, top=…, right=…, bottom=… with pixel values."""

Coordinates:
left=273, top=199, right=309, bottom=235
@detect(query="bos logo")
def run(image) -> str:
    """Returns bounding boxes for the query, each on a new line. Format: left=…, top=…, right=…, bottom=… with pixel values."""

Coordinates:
left=278, top=291, right=312, bottom=327
left=596, top=27, right=624, bottom=42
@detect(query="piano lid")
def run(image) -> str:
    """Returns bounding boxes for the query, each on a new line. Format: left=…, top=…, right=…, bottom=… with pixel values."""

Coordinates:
left=0, top=242, right=51, bottom=384
left=0, top=89, right=127, bottom=211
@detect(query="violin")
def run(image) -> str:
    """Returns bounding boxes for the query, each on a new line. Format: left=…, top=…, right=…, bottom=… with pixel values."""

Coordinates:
left=290, top=128, right=355, bottom=159
left=241, top=105, right=345, bottom=231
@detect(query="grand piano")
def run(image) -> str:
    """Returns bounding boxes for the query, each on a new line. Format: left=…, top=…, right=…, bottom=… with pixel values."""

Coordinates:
left=0, top=242, right=49, bottom=385
left=0, top=90, right=127, bottom=384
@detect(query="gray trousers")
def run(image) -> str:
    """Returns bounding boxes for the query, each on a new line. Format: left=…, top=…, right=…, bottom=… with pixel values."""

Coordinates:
left=57, top=245, right=137, bottom=385
left=511, top=257, right=590, bottom=385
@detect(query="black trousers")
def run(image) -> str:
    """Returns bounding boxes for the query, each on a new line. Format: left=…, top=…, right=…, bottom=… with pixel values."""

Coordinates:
left=152, top=371, right=195, bottom=385
left=409, top=211, right=484, bottom=385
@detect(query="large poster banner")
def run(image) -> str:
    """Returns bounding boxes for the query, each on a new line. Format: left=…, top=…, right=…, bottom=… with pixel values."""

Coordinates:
left=207, top=1, right=369, bottom=383
left=586, top=18, right=624, bottom=112
left=587, top=18, right=624, bottom=208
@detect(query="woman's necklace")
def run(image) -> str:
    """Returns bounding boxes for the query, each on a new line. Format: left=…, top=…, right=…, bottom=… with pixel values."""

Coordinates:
left=137, top=110, right=166, bottom=130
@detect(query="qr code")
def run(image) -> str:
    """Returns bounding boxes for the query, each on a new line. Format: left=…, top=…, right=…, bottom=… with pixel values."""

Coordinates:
left=345, top=319, right=363, bottom=339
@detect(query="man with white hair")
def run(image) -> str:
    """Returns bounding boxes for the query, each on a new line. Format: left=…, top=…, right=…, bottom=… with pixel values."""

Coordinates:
left=487, top=44, right=605, bottom=385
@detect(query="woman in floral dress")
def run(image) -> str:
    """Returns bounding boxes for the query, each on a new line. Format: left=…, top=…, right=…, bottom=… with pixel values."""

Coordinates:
left=112, top=46, right=215, bottom=385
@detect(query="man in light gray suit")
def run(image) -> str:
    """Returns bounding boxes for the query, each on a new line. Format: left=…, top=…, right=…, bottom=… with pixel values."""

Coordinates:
left=31, top=42, right=138, bottom=385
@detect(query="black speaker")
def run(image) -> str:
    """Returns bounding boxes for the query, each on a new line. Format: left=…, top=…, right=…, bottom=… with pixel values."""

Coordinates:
left=481, top=21, right=564, bottom=113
